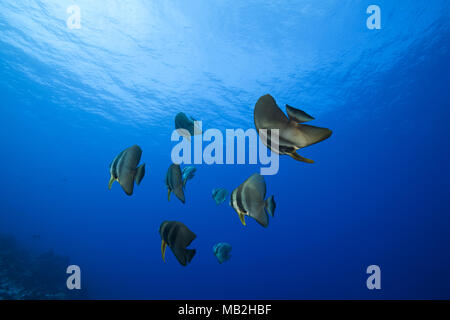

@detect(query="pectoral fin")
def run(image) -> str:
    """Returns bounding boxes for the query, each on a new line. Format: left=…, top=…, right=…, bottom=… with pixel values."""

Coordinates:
left=168, top=189, right=171, bottom=201
left=289, top=152, right=314, bottom=164
left=161, top=240, right=167, bottom=263
left=238, top=213, right=246, bottom=226
left=108, top=175, right=115, bottom=189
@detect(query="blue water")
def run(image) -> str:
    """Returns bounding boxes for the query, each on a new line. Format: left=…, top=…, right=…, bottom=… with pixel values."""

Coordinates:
left=1, top=0, right=449, bottom=299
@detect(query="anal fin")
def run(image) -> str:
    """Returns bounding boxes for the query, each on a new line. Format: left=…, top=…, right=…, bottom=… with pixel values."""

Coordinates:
left=161, top=240, right=167, bottom=263
left=238, top=213, right=246, bottom=226
left=108, top=175, right=115, bottom=189
left=289, top=152, right=314, bottom=164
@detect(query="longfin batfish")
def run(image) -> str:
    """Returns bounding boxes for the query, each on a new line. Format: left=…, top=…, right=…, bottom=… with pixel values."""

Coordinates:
left=166, top=164, right=185, bottom=204
left=254, top=94, right=332, bottom=163
left=230, top=173, right=276, bottom=228
left=181, top=166, right=196, bottom=188
left=159, top=221, right=196, bottom=266
left=213, top=242, right=232, bottom=264
left=175, top=112, right=202, bottom=141
left=212, top=188, right=228, bottom=205
left=108, top=145, right=146, bottom=196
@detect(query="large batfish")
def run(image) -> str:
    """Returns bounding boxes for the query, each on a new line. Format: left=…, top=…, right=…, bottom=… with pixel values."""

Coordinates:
left=254, top=94, right=332, bottom=163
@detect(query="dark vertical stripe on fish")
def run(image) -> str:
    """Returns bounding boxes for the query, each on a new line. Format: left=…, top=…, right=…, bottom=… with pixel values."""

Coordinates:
left=236, top=187, right=246, bottom=213
left=162, top=223, right=171, bottom=244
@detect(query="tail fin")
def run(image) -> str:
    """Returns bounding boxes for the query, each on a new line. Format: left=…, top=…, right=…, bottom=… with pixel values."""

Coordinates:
left=172, top=247, right=196, bottom=266
left=135, top=164, right=146, bottom=185
left=185, top=249, right=196, bottom=265
left=265, top=195, right=276, bottom=217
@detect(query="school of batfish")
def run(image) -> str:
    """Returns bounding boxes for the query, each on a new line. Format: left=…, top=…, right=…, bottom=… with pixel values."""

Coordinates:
left=108, top=94, right=332, bottom=266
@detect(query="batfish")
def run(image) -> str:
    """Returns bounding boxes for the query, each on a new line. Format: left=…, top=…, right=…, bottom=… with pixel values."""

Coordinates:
left=175, top=112, right=202, bottom=141
left=159, top=221, right=196, bottom=266
left=230, top=173, right=276, bottom=227
left=213, top=242, right=232, bottom=264
left=212, top=188, right=228, bottom=205
left=181, top=166, right=196, bottom=188
left=166, top=164, right=185, bottom=204
left=254, top=94, right=332, bottom=163
left=108, top=145, right=145, bottom=196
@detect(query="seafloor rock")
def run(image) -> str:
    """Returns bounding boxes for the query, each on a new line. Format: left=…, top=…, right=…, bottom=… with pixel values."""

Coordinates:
left=0, top=235, right=87, bottom=300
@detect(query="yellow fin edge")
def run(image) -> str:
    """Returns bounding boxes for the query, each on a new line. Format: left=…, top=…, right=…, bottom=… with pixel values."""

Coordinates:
left=161, top=240, right=167, bottom=263
left=238, top=213, right=246, bottom=226
left=108, top=175, right=115, bottom=189
left=289, top=152, right=314, bottom=164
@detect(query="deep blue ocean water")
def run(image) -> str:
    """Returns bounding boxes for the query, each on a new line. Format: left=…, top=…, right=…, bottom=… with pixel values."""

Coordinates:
left=0, top=0, right=449, bottom=299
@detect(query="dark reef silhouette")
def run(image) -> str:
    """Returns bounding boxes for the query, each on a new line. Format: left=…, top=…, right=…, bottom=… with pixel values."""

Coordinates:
left=0, top=234, right=87, bottom=300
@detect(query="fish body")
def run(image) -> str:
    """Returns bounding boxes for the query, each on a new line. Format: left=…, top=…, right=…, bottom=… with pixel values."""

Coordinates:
left=159, top=221, right=196, bottom=266
left=181, top=166, right=196, bottom=188
left=213, top=242, right=232, bottom=264
left=230, top=173, right=276, bottom=227
left=175, top=112, right=202, bottom=140
left=166, top=164, right=185, bottom=203
left=254, top=94, right=332, bottom=163
left=108, top=145, right=146, bottom=195
left=212, top=188, right=228, bottom=205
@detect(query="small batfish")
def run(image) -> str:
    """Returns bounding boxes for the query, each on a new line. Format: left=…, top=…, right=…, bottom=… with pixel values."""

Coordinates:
left=166, top=164, right=185, bottom=204
left=175, top=112, right=202, bottom=141
left=212, top=188, right=228, bottom=205
left=213, top=242, right=232, bottom=264
left=182, top=166, right=196, bottom=188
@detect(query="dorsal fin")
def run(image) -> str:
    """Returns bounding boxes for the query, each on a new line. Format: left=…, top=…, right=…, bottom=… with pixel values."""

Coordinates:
left=245, top=173, right=266, bottom=199
left=286, top=104, right=315, bottom=123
